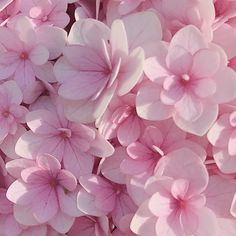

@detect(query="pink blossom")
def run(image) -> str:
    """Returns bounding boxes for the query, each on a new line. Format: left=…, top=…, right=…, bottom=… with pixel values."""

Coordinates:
left=152, top=0, right=215, bottom=40
left=54, top=11, right=163, bottom=123
left=97, top=93, right=143, bottom=146
left=131, top=148, right=218, bottom=236
left=20, top=0, right=70, bottom=28
left=207, top=111, right=236, bottom=173
left=15, top=96, right=114, bottom=179
left=77, top=174, right=137, bottom=228
left=0, top=81, right=27, bottom=143
left=6, top=154, right=79, bottom=233
left=121, top=122, right=206, bottom=177
left=138, top=25, right=236, bottom=135
left=0, top=16, right=66, bottom=96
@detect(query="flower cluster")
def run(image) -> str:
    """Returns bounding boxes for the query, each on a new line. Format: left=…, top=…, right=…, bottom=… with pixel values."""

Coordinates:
left=1, top=0, right=236, bottom=235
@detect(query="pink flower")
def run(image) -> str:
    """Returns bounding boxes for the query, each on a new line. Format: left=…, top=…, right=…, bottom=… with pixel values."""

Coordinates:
left=0, top=16, right=66, bottom=96
left=97, top=93, right=143, bottom=146
left=207, top=111, right=236, bottom=173
left=6, top=154, right=78, bottom=233
left=15, top=96, right=114, bottom=179
left=131, top=148, right=218, bottom=236
left=121, top=122, right=206, bottom=177
left=20, top=0, right=70, bottom=28
left=77, top=174, right=137, bottom=228
left=153, top=0, right=215, bottom=40
left=138, top=25, right=236, bottom=135
left=54, top=11, right=163, bottom=123
left=0, top=81, right=27, bottom=142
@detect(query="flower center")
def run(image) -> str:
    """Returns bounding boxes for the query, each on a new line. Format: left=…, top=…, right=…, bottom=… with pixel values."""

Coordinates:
left=58, top=128, right=72, bottom=139
left=20, top=52, right=28, bottom=60
left=49, top=178, right=58, bottom=188
left=42, top=15, right=48, bottom=22
left=177, top=198, right=186, bottom=209
left=2, top=111, right=9, bottom=118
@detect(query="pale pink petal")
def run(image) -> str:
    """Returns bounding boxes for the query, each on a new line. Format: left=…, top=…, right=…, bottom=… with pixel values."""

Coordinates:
left=36, top=154, right=61, bottom=172
left=169, top=25, right=207, bottom=55
left=156, top=148, right=208, bottom=195
left=117, top=47, right=144, bottom=96
left=175, top=94, right=203, bottom=121
left=228, top=130, right=236, bottom=156
left=148, top=192, right=174, bottom=217
left=155, top=213, right=182, bottom=236
left=198, top=116, right=222, bottom=152
left=77, top=189, right=106, bottom=216
left=5, top=159, right=35, bottom=179
left=49, top=12, right=70, bottom=28
left=36, top=26, right=67, bottom=60
left=14, top=61, right=36, bottom=91
left=34, top=62, right=57, bottom=83
left=117, top=116, right=141, bottom=146
left=212, top=67, right=236, bottom=103
left=6, top=179, right=42, bottom=205
left=173, top=102, right=218, bottom=136
left=171, top=179, right=189, bottom=200
left=63, top=143, right=94, bottom=179
left=101, top=147, right=127, bottom=184
left=110, top=19, right=128, bottom=57
left=14, top=204, right=40, bottom=226
left=48, top=211, right=74, bottom=234
left=130, top=200, right=157, bottom=236
left=126, top=142, right=153, bottom=160
left=122, top=11, right=162, bottom=52
left=213, top=148, right=236, bottom=173
left=31, top=187, right=58, bottom=223
left=193, top=78, right=216, bottom=98
left=205, top=175, right=236, bottom=218
left=136, top=83, right=172, bottom=121
left=88, top=132, right=114, bottom=158
left=195, top=208, right=218, bottom=236
left=57, top=169, right=77, bottom=191
left=112, top=191, right=137, bottom=227
left=58, top=74, right=107, bottom=100
left=180, top=209, right=199, bottom=235
left=166, top=46, right=192, bottom=75
left=26, top=110, right=60, bottom=134
left=57, top=188, right=84, bottom=217
left=144, top=42, right=169, bottom=82
left=192, top=49, right=220, bottom=78
left=29, top=45, right=49, bottom=65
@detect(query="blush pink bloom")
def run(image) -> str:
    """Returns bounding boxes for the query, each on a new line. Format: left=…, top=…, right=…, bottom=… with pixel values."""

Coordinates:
left=20, top=0, right=70, bottom=28
left=54, top=11, right=162, bottom=123
left=77, top=174, right=137, bottom=228
left=152, top=0, right=215, bottom=41
left=0, top=16, right=66, bottom=95
left=0, top=81, right=27, bottom=143
left=121, top=122, right=206, bottom=177
left=6, top=154, right=78, bottom=233
left=15, top=97, right=114, bottom=179
left=207, top=111, right=236, bottom=173
left=139, top=25, right=236, bottom=135
left=131, top=148, right=218, bottom=236
left=97, top=93, right=143, bottom=146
